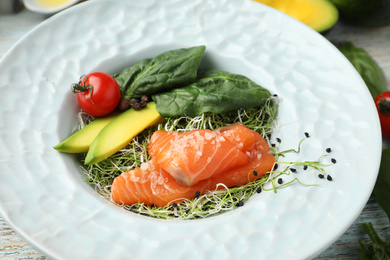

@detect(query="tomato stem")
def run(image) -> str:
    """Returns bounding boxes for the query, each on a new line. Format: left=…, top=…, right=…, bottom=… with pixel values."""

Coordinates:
left=71, top=75, right=94, bottom=104
left=378, top=98, right=390, bottom=115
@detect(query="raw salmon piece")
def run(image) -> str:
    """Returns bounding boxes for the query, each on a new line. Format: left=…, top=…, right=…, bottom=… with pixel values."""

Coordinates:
left=213, top=125, right=274, bottom=187
left=111, top=124, right=275, bottom=207
left=148, top=129, right=249, bottom=186
left=219, top=123, right=260, bottom=153
left=111, top=158, right=211, bottom=207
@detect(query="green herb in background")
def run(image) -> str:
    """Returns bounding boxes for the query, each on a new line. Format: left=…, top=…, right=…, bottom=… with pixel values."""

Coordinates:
left=330, top=0, right=390, bottom=28
left=359, top=146, right=390, bottom=259
left=337, top=42, right=387, bottom=98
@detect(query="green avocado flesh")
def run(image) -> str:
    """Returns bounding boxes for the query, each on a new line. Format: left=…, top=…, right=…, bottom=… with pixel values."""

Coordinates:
left=53, top=112, right=120, bottom=153
left=84, top=102, right=163, bottom=165
left=253, top=0, right=339, bottom=34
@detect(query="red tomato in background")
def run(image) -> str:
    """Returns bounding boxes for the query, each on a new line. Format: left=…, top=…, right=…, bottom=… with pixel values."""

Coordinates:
left=72, top=72, right=121, bottom=117
left=374, top=91, right=390, bottom=138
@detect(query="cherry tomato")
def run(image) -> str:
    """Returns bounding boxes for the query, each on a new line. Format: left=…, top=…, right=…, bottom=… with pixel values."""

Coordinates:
left=374, top=91, right=390, bottom=137
left=71, top=72, right=121, bottom=117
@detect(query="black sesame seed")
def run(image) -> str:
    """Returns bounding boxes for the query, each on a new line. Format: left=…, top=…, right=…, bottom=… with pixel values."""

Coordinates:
left=290, top=168, right=297, bottom=173
left=172, top=203, right=177, bottom=207
left=327, top=175, right=333, bottom=181
left=331, top=158, right=337, bottom=164
left=253, top=170, right=258, bottom=176
left=326, top=148, right=332, bottom=153
left=276, top=138, right=281, bottom=143
left=272, top=94, right=278, bottom=97
left=236, top=200, right=244, bottom=207
left=195, top=191, right=200, bottom=198
left=256, top=187, right=262, bottom=193
left=277, top=178, right=283, bottom=184
left=271, top=143, right=276, bottom=147
left=304, top=132, right=310, bottom=138
left=273, top=164, right=278, bottom=170
left=318, top=174, right=325, bottom=179
left=303, top=165, right=308, bottom=170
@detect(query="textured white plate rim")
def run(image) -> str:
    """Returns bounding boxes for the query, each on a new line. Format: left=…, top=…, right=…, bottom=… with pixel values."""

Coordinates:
left=0, top=0, right=382, bottom=259
left=0, top=3, right=81, bottom=258
left=303, top=34, right=382, bottom=258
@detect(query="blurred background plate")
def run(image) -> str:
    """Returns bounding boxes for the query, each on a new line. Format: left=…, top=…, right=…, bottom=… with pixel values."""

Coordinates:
left=23, top=0, right=80, bottom=13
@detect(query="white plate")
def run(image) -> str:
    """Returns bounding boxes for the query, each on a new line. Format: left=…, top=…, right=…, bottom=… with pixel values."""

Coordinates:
left=0, top=0, right=382, bottom=259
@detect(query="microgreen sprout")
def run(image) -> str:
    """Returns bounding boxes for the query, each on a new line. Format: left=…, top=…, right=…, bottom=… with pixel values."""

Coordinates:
left=77, top=97, right=335, bottom=220
left=260, top=155, right=333, bottom=193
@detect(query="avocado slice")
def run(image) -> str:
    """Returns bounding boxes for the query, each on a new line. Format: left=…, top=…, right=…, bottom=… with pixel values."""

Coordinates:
left=253, top=0, right=339, bottom=34
left=84, top=102, right=164, bottom=165
left=54, top=112, right=120, bottom=153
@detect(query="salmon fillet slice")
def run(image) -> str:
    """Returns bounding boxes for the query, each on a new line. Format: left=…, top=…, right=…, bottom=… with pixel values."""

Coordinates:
left=111, top=158, right=211, bottom=207
left=148, top=128, right=249, bottom=186
left=111, top=124, right=275, bottom=207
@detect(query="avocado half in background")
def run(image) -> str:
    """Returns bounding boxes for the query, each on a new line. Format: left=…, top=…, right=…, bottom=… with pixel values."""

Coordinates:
left=330, top=0, right=390, bottom=27
left=253, top=0, right=339, bottom=34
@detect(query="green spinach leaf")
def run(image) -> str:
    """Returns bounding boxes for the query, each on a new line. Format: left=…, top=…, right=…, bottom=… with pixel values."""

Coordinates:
left=152, top=69, right=271, bottom=117
left=337, top=42, right=387, bottom=98
left=113, top=46, right=206, bottom=99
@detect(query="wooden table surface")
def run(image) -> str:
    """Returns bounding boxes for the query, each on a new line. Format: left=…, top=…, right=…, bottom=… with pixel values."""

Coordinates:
left=0, top=7, right=389, bottom=260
